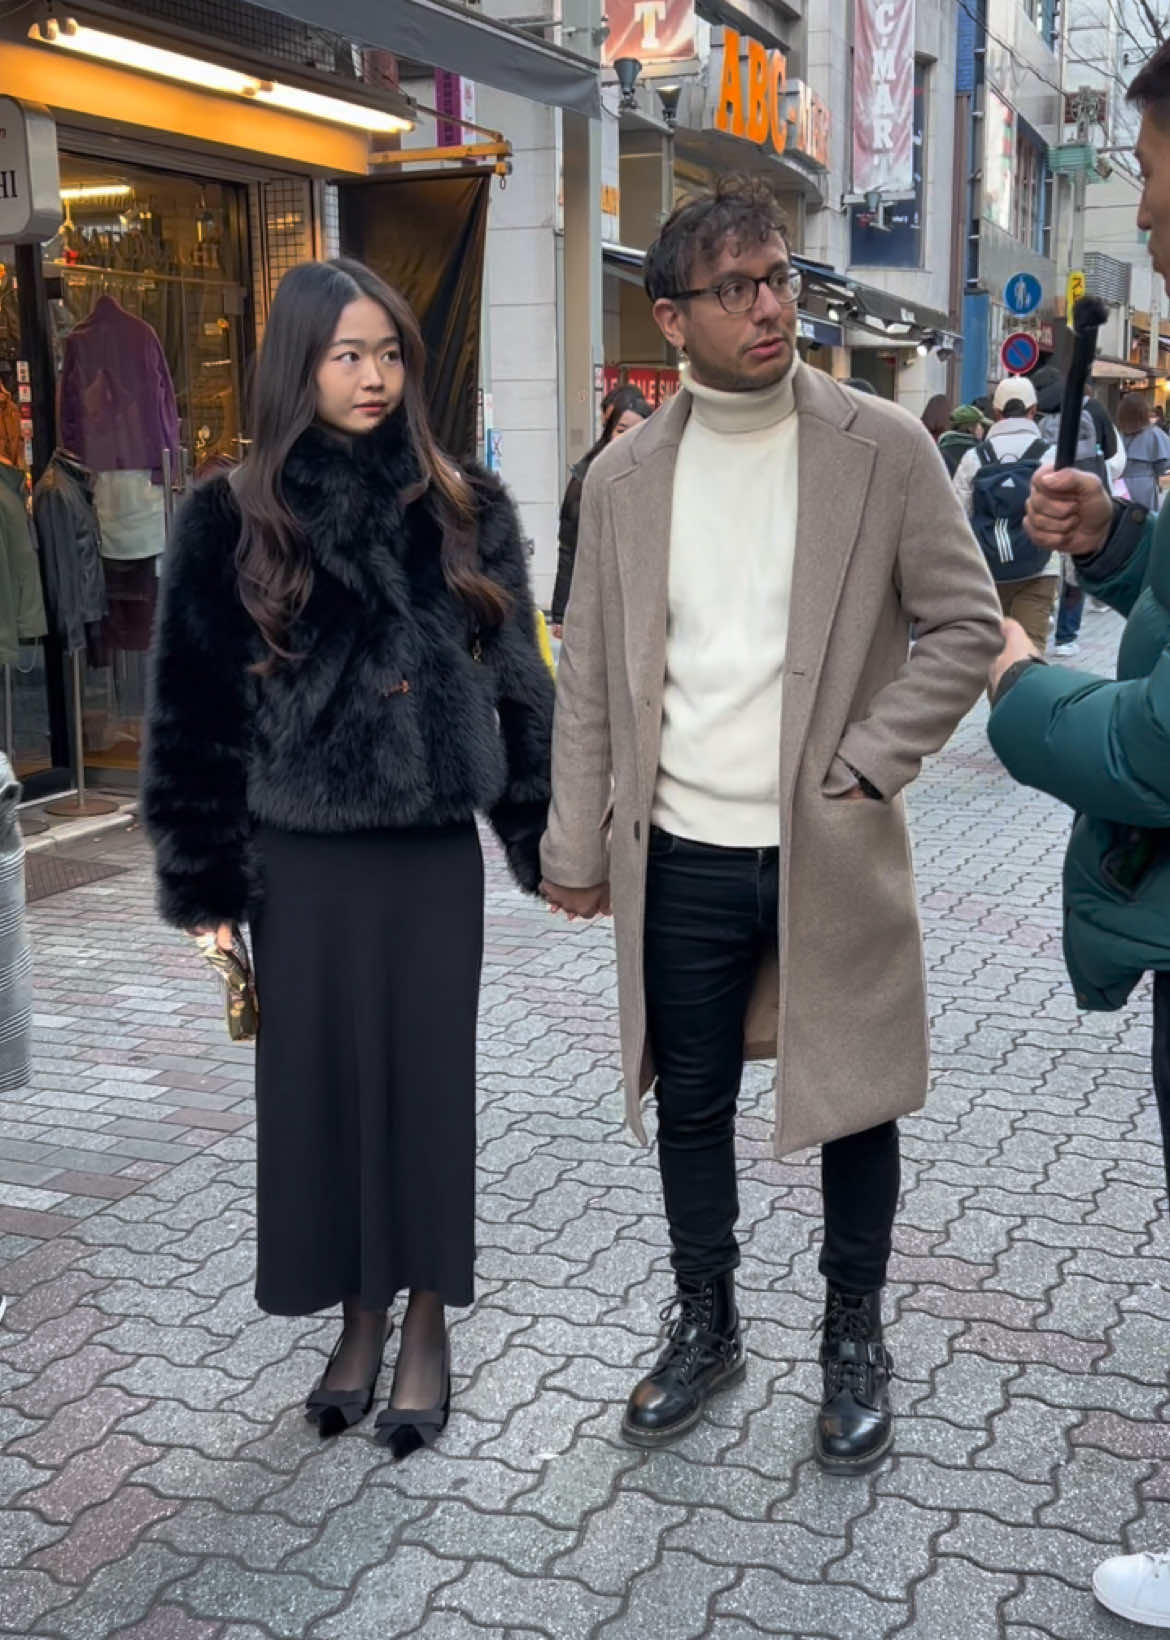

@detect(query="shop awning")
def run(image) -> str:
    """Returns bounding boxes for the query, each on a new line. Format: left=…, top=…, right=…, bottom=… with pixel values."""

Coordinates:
left=848, top=280, right=952, bottom=337
left=269, top=0, right=602, bottom=118
left=1092, top=357, right=1153, bottom=382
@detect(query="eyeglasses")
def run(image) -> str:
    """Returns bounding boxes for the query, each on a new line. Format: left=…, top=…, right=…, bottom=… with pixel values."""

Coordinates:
left=668, top=267, right=803, bottom=315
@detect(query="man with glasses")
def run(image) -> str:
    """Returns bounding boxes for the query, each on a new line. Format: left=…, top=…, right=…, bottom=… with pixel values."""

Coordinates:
left=541, top=174, right=1001, bottom=1469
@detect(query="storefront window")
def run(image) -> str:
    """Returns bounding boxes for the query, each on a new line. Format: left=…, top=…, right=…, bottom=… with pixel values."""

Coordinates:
left=984, top=89, right=1016, bottom=235
left=3, top=155, right=251, bottom=786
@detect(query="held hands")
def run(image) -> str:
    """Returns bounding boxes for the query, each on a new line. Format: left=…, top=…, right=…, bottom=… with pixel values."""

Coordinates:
left=540, top=881, right=611, bottom=920
left=988, top=618, right=1040, bottom=695
left=1026, top=468, right=1113, bottom=560
left=192, top=922, right=236, bottom=953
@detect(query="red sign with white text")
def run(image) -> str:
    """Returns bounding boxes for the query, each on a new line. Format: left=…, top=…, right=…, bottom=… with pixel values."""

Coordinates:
left=603, top=366, right=681, bottom=408
left=603, top=0, right=695, bottom=67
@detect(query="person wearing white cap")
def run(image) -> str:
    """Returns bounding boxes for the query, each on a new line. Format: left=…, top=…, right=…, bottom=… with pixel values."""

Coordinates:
left=952, top=374, right=1057, bottom=656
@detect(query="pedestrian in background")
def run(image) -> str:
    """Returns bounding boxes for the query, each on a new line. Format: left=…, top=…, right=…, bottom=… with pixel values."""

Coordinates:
left=1118, top=391, right=1170, bottom=511
left=143, top=258, right=552, bottom=1458
left=938, top=403, right=991, bottom=477
left=550, top=386, right=650, bottom=636
left=952, top=375, right=1058, bottom=656
left=988, top=37, right=1170, bottom=1630
left=920, top=394, right=952, bottom=445
left=542, top=174, right=1001, bottom=1473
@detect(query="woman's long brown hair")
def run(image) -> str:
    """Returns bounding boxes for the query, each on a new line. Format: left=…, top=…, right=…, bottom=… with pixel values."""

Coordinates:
left=233, top=257, right=507, bottom=667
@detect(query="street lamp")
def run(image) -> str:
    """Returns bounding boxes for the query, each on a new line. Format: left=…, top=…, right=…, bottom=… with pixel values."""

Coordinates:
left=614, top=58, right=642, bottom=110
left=656, top=83, right=682, bottom=127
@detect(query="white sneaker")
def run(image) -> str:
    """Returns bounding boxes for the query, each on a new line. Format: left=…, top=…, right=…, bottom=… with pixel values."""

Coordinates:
left=1053, top=641, right=1082, bottom=656
left=1094, top=1549, right=1170, bottom=1627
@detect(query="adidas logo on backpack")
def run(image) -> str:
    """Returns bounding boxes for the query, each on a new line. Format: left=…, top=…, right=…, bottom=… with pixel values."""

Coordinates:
left=970, top=439, right=1051, bottom=583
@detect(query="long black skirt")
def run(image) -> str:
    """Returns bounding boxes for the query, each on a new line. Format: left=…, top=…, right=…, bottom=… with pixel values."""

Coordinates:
left=249, top=823, right=483, bottom=1316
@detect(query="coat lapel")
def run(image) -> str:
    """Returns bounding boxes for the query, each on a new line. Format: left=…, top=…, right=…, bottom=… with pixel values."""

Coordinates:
left=782, top=370, right=877, bottom=793
left=612, top=394, right=689, bottom=805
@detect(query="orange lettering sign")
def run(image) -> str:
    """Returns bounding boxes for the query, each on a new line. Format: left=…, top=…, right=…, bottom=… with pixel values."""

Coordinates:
left=713, top=27, right=829, bottom=169
left=769, top=50, right=787, bottom=153
left=746, top=39, right=770, bottom=144
left=714, top=27, right=744, bottom=136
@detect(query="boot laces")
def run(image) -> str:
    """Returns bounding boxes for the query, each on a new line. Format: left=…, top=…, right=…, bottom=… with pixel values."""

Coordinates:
left=655, top=1290, right=720, bottom=1379
left=818, top=1292, right=891, bottom=1400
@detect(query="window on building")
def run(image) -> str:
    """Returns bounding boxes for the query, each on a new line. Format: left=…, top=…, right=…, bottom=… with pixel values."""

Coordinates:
left=1014, top=130, right=1052, bottom=254
left=1021, top=0, right=1058, bottom=47
left=1014, top=137, right=1040, bottom=248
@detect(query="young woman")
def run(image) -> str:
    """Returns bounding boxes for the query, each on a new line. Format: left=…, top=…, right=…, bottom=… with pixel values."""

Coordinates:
left=550, top=385, right=650, bottom=635
left=920, top=394, right=952, bottom=445
left=1118, top=391, right=1170, bottom=512
left=143, top=259, right=553, bottom=1457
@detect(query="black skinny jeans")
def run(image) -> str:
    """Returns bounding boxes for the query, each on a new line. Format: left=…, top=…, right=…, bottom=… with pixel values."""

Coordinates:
left=644, top=827, right=901, bottom=1292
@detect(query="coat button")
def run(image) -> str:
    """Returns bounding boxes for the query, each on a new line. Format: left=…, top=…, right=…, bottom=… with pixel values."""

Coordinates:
left=634, top=821, right=641, bottom=841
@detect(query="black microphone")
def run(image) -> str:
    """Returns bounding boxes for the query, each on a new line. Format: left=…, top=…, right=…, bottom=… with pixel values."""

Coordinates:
left=1056, top=295, right=1108, bottom=470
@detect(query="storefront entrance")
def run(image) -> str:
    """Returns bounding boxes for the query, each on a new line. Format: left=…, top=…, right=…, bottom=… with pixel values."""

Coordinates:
left=0, top=150, right=253, bottom=791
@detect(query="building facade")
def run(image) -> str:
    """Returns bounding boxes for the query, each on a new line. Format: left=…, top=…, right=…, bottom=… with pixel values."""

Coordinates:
left=599, top=0, right=960, bottom=419
left=956, top=0, right=1062, bottom=401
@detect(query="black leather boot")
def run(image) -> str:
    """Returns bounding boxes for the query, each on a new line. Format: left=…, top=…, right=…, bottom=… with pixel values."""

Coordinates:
left=814, top=1285, right=894, bottom=1475
left=621, top=1271, right=745, bottom=1448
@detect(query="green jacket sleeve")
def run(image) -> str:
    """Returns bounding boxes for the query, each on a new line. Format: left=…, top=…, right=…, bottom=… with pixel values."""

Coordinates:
left=988, top=651, right=1170, bottom=827
left=1077, top=511, right=1155, bottom=618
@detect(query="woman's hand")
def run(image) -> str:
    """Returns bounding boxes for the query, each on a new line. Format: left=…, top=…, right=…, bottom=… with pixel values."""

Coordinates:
left=192, top=923, right=235, bottom=953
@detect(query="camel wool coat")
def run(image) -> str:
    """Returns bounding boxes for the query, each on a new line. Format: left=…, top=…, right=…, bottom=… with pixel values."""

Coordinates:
left=540, top=366, right=1002, bottom=1157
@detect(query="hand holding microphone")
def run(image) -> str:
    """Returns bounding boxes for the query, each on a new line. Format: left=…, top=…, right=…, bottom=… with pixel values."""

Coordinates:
left=1024, top=296, right=1113, bottom=562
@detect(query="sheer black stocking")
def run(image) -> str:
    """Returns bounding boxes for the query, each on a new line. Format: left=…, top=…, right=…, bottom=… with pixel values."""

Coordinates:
left=322, top=1297, right=390, bottom=1393
left=389, top=1291, right=447, bottom=1409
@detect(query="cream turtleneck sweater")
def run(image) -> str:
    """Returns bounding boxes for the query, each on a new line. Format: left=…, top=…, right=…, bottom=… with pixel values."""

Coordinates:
left=651, top=358, right=800, bottom=848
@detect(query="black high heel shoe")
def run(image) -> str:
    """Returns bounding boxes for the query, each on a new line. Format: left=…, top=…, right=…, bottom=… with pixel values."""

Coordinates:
left=305, top=1320, right=391, bottom=1440
left=374, top=1334, right=451, bottom=1461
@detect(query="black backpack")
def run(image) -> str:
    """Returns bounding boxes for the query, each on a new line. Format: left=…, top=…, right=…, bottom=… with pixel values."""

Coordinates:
left=970, top=438, right=1051, bottom=582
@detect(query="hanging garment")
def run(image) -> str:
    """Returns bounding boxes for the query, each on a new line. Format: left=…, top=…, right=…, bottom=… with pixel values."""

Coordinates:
left=58, top=295, right=181, bottom=480
left=0, top=464, right=47, bottom=666
left=90, top=556, right=159, bottom=665
left=0, top=385, right=23, bottom=472
left=32, top=450, right=107, bottom=655
left=93, top=470, right=166, bottom=561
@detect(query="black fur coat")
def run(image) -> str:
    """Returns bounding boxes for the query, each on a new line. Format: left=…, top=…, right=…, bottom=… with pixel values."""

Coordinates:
left=142, top=413, right=554, bottom=930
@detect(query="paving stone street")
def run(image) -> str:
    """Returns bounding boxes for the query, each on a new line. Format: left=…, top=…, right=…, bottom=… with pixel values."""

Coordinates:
left=3, top=607, right=1170, bottom=1639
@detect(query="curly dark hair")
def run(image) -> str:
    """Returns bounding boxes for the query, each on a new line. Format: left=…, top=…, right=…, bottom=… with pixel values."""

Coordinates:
left=643, top=174, right=790, bottom=303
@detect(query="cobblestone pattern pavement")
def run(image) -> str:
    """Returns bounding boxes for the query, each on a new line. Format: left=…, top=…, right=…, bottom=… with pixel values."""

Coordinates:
left=3, top=607, right=1169, bottom=1639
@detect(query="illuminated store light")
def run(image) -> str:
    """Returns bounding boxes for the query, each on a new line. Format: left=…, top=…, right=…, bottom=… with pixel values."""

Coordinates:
left=30, top=22, right=414, bottom=133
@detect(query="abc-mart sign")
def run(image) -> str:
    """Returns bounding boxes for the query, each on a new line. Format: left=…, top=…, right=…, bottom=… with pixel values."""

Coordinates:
left=713, top=28, right=831, bottom=171
left=0, top=99, right=62, bottom=244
